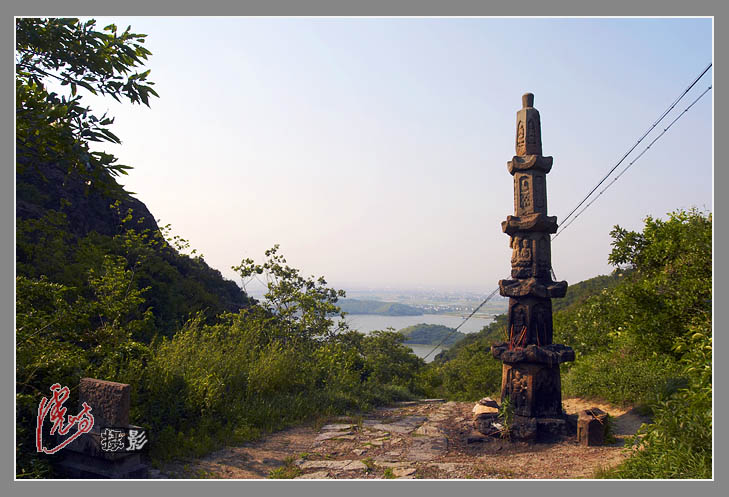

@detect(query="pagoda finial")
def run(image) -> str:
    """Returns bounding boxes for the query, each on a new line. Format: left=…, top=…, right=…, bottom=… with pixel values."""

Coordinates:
left=522, top=92, right=534, bottom=108
left=515, top=92, right=542, bottom=156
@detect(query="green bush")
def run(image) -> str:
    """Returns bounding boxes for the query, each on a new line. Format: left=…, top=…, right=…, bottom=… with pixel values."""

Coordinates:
left=557, top=209, right=712, bottom=478
left=600, top=315, right=711, bottom=478
left=418, top=340, right=502, bottom=401
left=561, top=349, right=682, bottom=406
left=127, top=247, right=426, bottom=462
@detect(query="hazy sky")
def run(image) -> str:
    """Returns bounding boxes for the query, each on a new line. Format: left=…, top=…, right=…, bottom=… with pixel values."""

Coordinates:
left=80, top=17, right=712, bottom=293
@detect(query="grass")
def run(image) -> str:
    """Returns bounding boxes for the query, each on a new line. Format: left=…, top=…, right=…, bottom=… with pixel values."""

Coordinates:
left=361, top=457, right=376, bottom=474
left=592, top=465, right=615, bottom=479
left=268, top=455, right=303, bottom=479
left=383, top=467, right=395, bottom=479
left=603, top=414, right=617, bottom=445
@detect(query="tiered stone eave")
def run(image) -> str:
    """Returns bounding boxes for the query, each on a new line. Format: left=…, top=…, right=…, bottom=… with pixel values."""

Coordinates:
left=507, top=155, right=553, bottom=175
left=501, top=213, right=558, bottom=236
left=498, top=278, right=568, bottom=299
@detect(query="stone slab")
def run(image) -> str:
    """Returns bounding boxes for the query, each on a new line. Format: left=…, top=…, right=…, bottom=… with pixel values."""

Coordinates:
left=320, top=424, right=355, bottom=431
left=406, top=436, right=448, bottom=461
left=314, top=431, right=354, bottom=442
left=473, top=404, right=499, bottom=416
left=394, top=467, right=417, bottom=478
left=55, top=451, right=147, bottom=479
left=364, top=416, right=427, bottom=434
left=300, top=460, right=367, bottom=472
left=413, top=424, right=445, bottom=436
left=295, top=470, right=331, bottom=479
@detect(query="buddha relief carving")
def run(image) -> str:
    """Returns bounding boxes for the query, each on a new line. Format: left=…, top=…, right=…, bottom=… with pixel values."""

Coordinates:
left=519, top=175, right=532, bottom=211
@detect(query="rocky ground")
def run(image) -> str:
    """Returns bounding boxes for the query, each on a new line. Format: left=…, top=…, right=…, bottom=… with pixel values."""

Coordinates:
left=154, top=397, right=651, bottom=480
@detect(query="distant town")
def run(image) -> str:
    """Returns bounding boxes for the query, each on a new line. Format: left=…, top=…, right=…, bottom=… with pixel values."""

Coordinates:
left=342, top=288, right=509, bottom=317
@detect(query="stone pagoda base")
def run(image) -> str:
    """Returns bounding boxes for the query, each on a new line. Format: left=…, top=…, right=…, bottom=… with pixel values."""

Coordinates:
left=491, top=343, right=575, bottom=441
left=55, top=426, right=148, bottom=479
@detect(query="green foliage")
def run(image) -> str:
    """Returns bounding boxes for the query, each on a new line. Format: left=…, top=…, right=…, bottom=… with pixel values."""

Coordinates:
left=561, top=350, right=682, bottom=406
left=397, top=323, right=465, bottom=346
left=16, top=262, right=153, bottom=477
left=233, top=244, right=348, bottom=344
left=553, top=208, right=712, bottom=478
left=417, top=339, right=501, bottom=401
left=556, top=208, right=712, bottom=406
left=16, top=204, right=250, bottom=337
left=433, top=313, right=507, bottom=363
left=360, top=330, right=426, bottom=392
left=414, top=313, right=505, bottom=400
left=498, top=395, right=514, bottom=439
left=602, top=314, right=712, bottom=479
left=551, top=273, right=623, bottom=313
left=127, top=247, right=425, bottom=462
left=16, top=18, right=158, bottom=186
left=268, top=456, right=303, bottom=479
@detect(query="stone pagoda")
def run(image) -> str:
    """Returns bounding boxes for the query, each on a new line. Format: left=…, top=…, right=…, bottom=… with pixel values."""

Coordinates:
left=490, top=93, right=575, bottom=440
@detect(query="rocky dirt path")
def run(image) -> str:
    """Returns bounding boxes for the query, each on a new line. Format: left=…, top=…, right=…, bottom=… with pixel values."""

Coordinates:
left=155, top=397, right=651, bottom=479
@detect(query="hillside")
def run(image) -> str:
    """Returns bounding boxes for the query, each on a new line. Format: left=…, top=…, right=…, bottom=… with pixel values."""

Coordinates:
left=432, top=272, right=622, bottom=363
left=551, top=272, right=624, bottom=312
left=338, top=299, right=423, bottom=316
left=398, top=324, right=466, bottom=346
left=16, top=162, right=253, bottom=337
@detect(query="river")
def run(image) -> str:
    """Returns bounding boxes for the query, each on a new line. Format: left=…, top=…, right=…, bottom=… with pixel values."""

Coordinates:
left=335, top=313, right=495, bottom=363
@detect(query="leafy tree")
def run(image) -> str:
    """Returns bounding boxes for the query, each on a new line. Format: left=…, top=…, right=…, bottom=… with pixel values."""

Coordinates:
left=555, top=208, right=711, bottom=367
left=232, top=244, right=348, bottom=344
left=16, top=18, right=158, bottom=189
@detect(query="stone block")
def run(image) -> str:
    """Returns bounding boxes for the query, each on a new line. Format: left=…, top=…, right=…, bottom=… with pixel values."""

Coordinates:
left=577, top=408, right=608, bottom=446
left=509, top=416, right=537, bottom=441
left=492, top=343, right=575, bottom=366
left=535, top=417, right=572, bottom=441
left=54, top=379, right=147, bottom=479
left=473, top=412, right=499, bottom=435
left=472, top=404, right=499, bottom=416
left=79, top=378, right=130, bottom=429
left=498, top=362, right=564, bottom=418
left=478, top=397, right=500, bottom=408
left=55, top=450, right=147, bottom=479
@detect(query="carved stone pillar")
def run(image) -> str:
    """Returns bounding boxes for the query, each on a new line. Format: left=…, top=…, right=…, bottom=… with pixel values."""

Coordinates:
left=490, top=93, right=575, bottom=440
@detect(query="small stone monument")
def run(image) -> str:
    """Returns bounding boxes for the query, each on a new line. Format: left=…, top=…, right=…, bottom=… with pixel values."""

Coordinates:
left=55, top=378, right=148, bottom=478
left=489, top=93, right=575, bottom=440
left=577, top=408, right=609, bottom=446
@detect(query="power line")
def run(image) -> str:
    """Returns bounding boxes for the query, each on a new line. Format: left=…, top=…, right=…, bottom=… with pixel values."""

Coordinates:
left=422, top=65, right=712, bottom=360
left=554, top=84, right=712, bottom=238
left=422, top=287, right=501, bottom=360
left=557, top=62, right=712, bottom=230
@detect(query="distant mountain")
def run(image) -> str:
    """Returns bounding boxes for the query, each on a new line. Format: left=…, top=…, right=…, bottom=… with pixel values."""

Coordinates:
left=398, top=324, right=466, bottom=346
left=338, top=299, right=423, bottom=316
